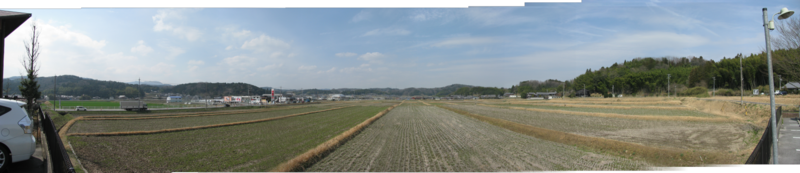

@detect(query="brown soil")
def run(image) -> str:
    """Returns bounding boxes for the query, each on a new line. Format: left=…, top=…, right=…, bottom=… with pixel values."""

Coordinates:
left=307, top=104, right=650, bottom=171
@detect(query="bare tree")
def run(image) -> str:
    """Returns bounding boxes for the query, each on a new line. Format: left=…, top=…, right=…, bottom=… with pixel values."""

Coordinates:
left=771, top=17, right=800, bottom=81
left=19, top=22, right=41, bottom=113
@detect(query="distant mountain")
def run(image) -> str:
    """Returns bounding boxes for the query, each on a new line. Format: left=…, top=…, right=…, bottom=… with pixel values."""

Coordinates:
left=128, top=81, right=172, bottom=86
left=171, top=82, right=265, bottom=97
left=2, top=75, right=164, bottom=98
left=273, top=84, right=474, bottom=96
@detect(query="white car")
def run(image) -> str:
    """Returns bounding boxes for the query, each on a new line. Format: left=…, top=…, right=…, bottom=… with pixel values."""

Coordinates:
left=75, top=106, right=87, bottom=111
left=0, top=99, right=35, bottom=172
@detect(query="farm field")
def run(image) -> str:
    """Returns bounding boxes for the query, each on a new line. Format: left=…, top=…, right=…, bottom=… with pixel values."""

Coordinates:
left=441, top=104, right=754, bottom=153
left=68, top=105, right=389, bottom=172
left=488, top=104, right=719, bottom=117
left=308, top=104, right=650, bottom=171
left=48, top=100, right=120, bottom=107
left=69, top=105, right=336, bottom=133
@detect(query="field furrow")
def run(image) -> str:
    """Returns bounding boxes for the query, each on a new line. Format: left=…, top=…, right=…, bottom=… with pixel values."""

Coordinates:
left=307, top=104, right=650, bottom=171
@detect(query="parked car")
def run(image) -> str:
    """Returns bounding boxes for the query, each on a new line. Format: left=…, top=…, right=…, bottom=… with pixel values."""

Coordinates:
left=75, top=106, right=87, bottom=111
left=0, top=99, right=35, bottom=172
left=776, top=90, right=788, bottom=95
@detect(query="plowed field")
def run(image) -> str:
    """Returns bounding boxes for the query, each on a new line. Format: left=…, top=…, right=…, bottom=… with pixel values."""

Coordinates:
left=308, top=104, right=650, bottom=171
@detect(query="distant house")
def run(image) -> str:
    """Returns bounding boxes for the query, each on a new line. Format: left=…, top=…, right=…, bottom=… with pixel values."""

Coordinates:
left=534, top=92, right=558, bottom=97
left=574, top=89, right=590, bottom=97
left=785, top=82, right=800, bottom=91
left=119, top=95, right=126, bottom=99
left=166, top=96, right=182, bottom=103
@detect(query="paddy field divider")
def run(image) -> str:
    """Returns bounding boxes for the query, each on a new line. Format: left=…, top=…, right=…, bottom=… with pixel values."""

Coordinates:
left=436, top=105, right=735, bottom=166
left=66, top=106, right=351, bottom=136
left=478, top=104, right=735, bottom=122
left=271, top=101, right=405, bottom=172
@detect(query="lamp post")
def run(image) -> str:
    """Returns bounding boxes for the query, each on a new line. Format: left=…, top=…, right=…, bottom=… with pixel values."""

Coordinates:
left=763, top=7, right=794, bottom=164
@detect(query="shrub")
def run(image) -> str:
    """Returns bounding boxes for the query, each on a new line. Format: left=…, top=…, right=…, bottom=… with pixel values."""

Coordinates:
left=590, top=93, right=603, bottom=98
left=681, top=87, right=708, bottom=96
left=715, top=89, right=735, bottom=96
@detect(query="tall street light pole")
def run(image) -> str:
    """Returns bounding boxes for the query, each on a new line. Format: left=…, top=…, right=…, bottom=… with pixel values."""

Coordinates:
left=763, top=7, right=794, bottom=164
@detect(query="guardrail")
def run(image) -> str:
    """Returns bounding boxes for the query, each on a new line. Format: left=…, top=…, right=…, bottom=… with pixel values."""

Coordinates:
left=38, top=105, right=76, bottom=172
left=745, top=106, right=782, bottom=164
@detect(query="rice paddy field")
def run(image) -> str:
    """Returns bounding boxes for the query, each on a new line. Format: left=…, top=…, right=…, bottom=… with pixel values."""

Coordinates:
left=63, top=97, right=767, bottom=172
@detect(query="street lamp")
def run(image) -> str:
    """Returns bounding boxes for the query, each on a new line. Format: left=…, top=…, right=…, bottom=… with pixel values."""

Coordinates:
left=763, top=7, right=794, bottom=164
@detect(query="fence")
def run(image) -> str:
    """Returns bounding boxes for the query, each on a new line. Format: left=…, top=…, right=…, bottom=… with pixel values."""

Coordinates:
left=745, top=106, right=782, bottom=164
left=38, top=106, right=76, bottom=172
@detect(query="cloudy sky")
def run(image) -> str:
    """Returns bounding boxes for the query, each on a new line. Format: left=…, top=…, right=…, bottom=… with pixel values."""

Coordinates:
left=2, top=0, right=797, bottom=89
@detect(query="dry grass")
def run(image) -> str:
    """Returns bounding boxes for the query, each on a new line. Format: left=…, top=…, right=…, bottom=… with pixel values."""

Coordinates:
left=478, top=104, right=736, bottom=122
left=436, top=105, right=738, bottom=166
left=67, top=106, right=351, bottom=136
left=505, top=102, right=693, bottom=111
left=270, top=101, right=405, bottom=172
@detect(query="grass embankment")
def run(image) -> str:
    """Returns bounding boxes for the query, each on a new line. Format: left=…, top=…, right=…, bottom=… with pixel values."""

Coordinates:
left=271, top=101, right=404, bottom=172
left=436, top=105, right=736, bottom=166
left=69, top=106, right=389, bottom=172
left=506, top=102, right=693, bottom=110
left=479, top=104, right=734, bottom=122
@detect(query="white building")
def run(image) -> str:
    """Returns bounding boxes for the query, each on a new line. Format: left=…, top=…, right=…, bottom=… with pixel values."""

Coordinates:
left=166, top=96, right=182, bottom=103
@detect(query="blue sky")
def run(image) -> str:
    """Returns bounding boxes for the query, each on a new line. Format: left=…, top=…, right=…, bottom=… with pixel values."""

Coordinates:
left=2, top=0, right=798, bottom=89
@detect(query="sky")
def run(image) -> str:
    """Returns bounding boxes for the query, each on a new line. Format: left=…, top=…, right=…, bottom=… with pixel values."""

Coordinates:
left=1, top=0, right=798, bottom=89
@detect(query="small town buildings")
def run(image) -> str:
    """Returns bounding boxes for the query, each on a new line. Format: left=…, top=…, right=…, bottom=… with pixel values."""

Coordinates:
left=166, top=96, right=182, bottom=103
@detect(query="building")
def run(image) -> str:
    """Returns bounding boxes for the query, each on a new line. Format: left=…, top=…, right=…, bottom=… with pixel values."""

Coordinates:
left=534, top=92, right=558, bottom=97
left=166, top=96, right=182, bottom=103
left=785, top=82, right=800, bottom=91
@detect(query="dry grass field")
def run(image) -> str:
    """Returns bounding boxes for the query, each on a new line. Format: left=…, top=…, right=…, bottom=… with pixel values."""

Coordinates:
left=308, top=104, right=651, bottom=171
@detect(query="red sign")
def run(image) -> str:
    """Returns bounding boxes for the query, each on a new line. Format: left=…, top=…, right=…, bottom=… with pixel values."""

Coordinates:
left=271, top=89, right=274, bottom=96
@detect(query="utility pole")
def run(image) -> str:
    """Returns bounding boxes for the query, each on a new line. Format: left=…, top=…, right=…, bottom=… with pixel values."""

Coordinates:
left=779, top=75, right=782, bottom=92
left=138, top=78, right=141, bottom=108
left=713, top=76, right=716, bottom=97
left=667, top=74, right=671, bottom=97
left=612, top=85, right=615, bottom=98
left=53, top=75, right=56, bottom=111
left=740, top=55, right=744, bottom=105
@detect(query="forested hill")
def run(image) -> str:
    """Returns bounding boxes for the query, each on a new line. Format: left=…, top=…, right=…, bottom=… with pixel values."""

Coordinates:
left=3, top=75, right=158, bottom=98
left=560, top=47, right=799, bottom=97
left=272, top=84, right=474, bottom=96
left=168, top=83, right=266, bottom=97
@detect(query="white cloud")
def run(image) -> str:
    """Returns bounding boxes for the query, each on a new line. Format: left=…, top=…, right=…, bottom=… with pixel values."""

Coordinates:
left=152, top=9, right=203, bottom=41
left=258, top=63, right=284, bottom=71
left=130, top=40, right=153, bottom=56
left=432, top=37, right=499, bottom=47
left=270, top=52, right=284, bottom=58
left=358, top=52, right=386, bottom=64
left=362, top=28, right=410, bottom=36
left=241, top=34, right=291, bottom=52
left=148, top=62, right=176, bottom=76
left=165, top=47, right=185, bottom=60
left=232, top=29, right=252, bottom=38
left=298, top=65, right=317, bottom=70
left=335, top=52, right=358, bottom=57
left=226, top=45, right=234, bottom=50
left=222, top=55, right=256, bottom=66
left=360, top=64, right=370, bottom=67
left=317, top=67, right=337, bottom=74
left=187, top=60, right=205, bottom=65
left=351, top=10, right=371, bottom=22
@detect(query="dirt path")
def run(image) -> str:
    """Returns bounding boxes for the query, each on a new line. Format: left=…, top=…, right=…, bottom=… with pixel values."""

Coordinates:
left=307, top=104, right=651, bottom=171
